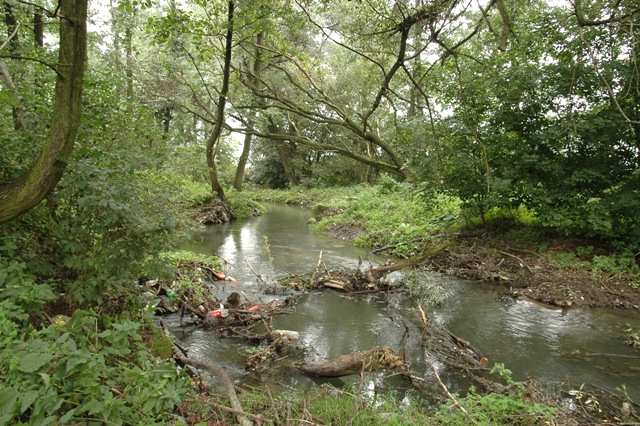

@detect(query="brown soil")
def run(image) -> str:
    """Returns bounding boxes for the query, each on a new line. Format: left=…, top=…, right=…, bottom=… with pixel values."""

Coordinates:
left=424, top=235, right=640, bottom=310
left=327, top=222, right=365, bottom=241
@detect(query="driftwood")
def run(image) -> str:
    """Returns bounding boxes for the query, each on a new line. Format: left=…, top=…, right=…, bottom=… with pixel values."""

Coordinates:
left=310, top=250, right=323, bottom=288
left=322, top=280, right=346, bottom=290
left=298, top=347, right=405, bottom=378
left=245, top=329, right=300, bottom=371
left=176, top=356, right=252, bottom=426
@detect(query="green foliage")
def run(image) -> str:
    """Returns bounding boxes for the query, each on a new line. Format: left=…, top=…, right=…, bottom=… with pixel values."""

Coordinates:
left=591, top=254, right=639, bottom=275
left=0, top=255, right=55, bottom=323
left=548, top=252, right=592, bottom=270
left=432, top=391, right=555, bottom=426
left=313, top=185, right=461, bottom=257
left=237, top=387, right=433, bottom=425
left=432, top=364, right=554, bottom=425
left=197, top=384, right=555, bottom=426
left=156, top=249, right=221, bottom=272
left=226, top=189, right=267, bottom=218
left=548, top=250, right=639, bottom=285
left=0, top=275, right=189, bottom=425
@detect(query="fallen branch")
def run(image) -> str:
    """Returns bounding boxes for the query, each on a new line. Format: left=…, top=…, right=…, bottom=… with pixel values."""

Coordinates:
left=496, top=249, right=533, bottom=274
left=176, top=355, right=253, bottom=426
left=431, top=364, right=477, bottom=425
left=208, top=400, right=269, bottom=423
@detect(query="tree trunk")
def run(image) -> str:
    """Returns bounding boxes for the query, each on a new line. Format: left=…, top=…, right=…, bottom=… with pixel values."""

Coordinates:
left=33, top=9, right=43, bottom=48
left=233, top=129, right=253, bottom=190
left=4, top=2, right=22, bottom=130
left=125, top=23, right=134, bottom=114
left=0, top=0, right=87, bottom=224
left=206, top=0, right=234, bottom=202
left=275, top=142, right=299, bottom=186
left=233, top=31, right=264, bottom=191
left=110, top=0, right=121, bottom=68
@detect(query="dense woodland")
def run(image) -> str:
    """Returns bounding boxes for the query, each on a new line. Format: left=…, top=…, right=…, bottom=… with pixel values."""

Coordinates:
left=1, top=0, right=640, bottom=424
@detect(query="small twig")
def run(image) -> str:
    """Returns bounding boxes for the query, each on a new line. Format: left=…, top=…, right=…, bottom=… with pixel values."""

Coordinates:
left=418, top=304, right=429, bottom=329
left=246, top=260, right=267, bottom=286
left=208, top=400, right=269, bottom=423
left=496, top=249, right=533, bottom=274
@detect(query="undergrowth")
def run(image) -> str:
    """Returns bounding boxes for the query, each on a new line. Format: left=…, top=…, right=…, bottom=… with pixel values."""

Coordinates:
left=0, top=257, right=190, bottom=425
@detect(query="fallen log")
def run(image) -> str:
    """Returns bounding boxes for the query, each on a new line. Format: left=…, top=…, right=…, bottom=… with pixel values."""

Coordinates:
left=298, top=347, right=405, bottom=378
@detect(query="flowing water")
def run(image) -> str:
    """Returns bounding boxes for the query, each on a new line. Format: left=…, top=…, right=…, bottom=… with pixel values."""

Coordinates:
left=168, top=204, right=640, bottom=399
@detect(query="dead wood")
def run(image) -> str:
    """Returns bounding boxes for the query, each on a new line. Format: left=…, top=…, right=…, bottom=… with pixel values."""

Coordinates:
left=176, top=355, right=253, bottom=426
left=322, top=280, right=346, bottom=290
left=245, top=329, right=300, bottom=371
left=310, top=250, right=323, bottom=288
left=298, top=347, right=405, bottom=378
left=208, top=400, right=270, bottom=423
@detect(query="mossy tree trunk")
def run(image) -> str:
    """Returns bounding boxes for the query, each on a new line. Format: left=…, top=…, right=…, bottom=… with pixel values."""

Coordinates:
left=0, top=0, right=88, bottom=224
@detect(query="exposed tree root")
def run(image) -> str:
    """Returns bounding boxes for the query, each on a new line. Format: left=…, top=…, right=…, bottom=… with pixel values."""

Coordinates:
left=195, top=199, right=235, bottom=224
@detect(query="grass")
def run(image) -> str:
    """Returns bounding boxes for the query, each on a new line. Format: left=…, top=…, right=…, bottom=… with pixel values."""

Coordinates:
left=182, top=384, right=555, bottom=425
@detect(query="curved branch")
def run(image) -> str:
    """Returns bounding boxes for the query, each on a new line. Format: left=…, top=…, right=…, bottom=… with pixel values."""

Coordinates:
left=0, top=54, right=63, bottom=78
left=0, top=0, right=87, bottom=223
left=228, top=125, right=405, bottom=177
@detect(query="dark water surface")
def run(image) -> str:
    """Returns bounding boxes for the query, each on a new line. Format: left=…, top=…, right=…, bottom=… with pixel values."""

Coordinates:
left=170, top=204, right=640, bottom=399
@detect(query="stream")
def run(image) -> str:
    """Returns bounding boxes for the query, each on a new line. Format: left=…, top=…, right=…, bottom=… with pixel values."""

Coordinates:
left=167, top=204, right=640, bottom=400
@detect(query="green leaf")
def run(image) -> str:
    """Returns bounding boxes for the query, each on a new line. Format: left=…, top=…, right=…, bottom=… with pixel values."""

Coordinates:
left=0, top=388, right=17, bottom=419
left=20, top=390, right=39, bottom=414
left=59, top=408, right=76, bottom=424
left=18, top=352, right=53, bottom=373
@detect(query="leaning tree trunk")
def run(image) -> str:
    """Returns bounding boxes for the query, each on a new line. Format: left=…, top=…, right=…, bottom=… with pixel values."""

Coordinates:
left=0, top=0, right=87, bottom=224
left=233, top=129, right=253, bottom=191
left=233, top=31, right=264, bottom=191
left=206, top=0, right=234, bottom=202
